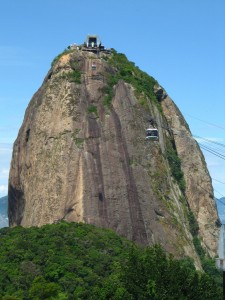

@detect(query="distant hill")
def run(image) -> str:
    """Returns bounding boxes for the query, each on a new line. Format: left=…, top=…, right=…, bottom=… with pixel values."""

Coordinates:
left=216, top=197, right=225, bottom=223
left=0, top=196, right=8, bottom=228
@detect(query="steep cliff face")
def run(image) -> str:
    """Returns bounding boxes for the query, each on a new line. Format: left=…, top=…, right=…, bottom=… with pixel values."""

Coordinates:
left=8, top=47, right=219, bottom=263
left=161, top=95, right=219, bottom=257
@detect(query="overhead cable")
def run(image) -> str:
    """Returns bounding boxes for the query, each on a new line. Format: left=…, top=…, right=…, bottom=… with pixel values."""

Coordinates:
left=198, top=144, right=225, bottom=161
left=212, top=178, right=225, bottom=185
left=194, top=135, right=225, bottom=149
left=186, top=114, right=225, bottom=130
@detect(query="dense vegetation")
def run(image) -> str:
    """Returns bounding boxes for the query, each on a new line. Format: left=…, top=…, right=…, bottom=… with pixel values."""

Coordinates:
left=166, top=141, right=186, bottom=193
left=102, top=50, right=161, bottom=112
left=187, top=211, right=222, bottom=286
left=165, top=144, right=221, bottom=283
left=0, top=222, right=222, bottom=299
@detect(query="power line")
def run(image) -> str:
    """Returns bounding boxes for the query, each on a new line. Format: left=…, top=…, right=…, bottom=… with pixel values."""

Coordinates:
left=194, top=135, right=225, bottom=150
left=214, top=188, right=225, bottom=199
left=212, top=178, right=225, bottom=185
left=198, top=144, right=225, bottom=161
left=186, top=114, right=225, bottom=131
left=198, top=142, right=225, bottom=155
left=192, top=138, right=225, bottom=198
left=202, top=144, right=225, bottom=155
left=198, top=143, right=225, bottom=158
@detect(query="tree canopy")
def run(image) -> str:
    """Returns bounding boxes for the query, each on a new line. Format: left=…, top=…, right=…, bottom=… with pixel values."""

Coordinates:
left=0, top=221, right=222, bottom=299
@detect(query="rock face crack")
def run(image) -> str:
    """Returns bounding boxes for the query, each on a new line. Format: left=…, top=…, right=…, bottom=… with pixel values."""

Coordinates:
left=84, top=133, right=109, bottom=228
left=111, top=109, right=147, bottom=244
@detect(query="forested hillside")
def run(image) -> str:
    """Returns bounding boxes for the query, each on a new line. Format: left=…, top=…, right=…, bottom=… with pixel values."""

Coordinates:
left=0, top=222, right=222, bottom=299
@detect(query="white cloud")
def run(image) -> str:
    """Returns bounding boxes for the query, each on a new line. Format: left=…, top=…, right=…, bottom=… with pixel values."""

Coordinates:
left=1, top=169, right=9, bottom=175
left=0, top=143, right=12, bottom=153
left=0, top=150, right=12, bottom=157
left=0, top=169, right=9, bottom=178
left=0, top=185, right=7, bottom=196
left=0, top=143, right=12, bottom=196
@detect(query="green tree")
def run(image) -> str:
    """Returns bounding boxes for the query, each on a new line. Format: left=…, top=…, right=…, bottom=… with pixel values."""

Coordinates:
left=28, top=276, right=60, bottom=300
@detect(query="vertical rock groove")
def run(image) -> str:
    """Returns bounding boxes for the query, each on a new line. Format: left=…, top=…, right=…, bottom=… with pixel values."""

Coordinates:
left=111, top=109, right=148, bottom=244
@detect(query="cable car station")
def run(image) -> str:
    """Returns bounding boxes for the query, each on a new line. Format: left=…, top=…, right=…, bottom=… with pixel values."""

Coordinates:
left=82, top=35, right=111, bottom=54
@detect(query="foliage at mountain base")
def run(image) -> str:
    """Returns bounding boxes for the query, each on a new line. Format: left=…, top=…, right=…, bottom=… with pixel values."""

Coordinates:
left=187, top=211, right=222, bottom=286
left=0, top=222, right=222, bottom=299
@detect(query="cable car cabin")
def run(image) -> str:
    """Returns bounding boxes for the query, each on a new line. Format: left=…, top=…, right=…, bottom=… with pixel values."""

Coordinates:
left=146, top=128, right=159, bottom=141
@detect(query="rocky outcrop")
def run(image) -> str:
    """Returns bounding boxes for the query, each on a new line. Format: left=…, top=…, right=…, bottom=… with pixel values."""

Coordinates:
left=8, top=48, right=219, bottom=265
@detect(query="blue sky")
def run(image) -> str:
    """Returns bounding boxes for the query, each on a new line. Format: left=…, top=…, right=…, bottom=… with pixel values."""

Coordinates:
left=0, top=0, right=225, bottom=200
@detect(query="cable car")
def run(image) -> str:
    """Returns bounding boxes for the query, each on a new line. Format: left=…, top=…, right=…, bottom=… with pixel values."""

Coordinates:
left=146, top=128, right=159, bottom=141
